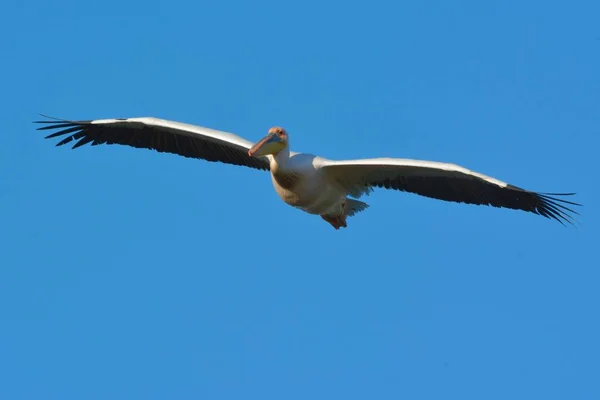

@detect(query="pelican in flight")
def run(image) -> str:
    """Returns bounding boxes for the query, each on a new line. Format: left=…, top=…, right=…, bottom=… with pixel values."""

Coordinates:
left=35, top=115, right=580, bottom=229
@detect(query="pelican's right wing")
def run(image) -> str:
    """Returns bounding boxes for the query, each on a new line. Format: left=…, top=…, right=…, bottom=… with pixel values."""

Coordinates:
left=34, top=115, right=271, bottom=171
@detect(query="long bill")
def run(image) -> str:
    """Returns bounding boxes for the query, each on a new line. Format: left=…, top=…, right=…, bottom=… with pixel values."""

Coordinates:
left=248, top=133, right=286, bottom=157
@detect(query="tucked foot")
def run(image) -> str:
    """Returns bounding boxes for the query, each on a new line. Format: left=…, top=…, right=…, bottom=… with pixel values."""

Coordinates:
left=320, top=214, right=348, bottom=230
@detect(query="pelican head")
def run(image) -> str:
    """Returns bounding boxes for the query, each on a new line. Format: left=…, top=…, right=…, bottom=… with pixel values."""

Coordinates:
left=248, top=127, right=288, bottom=157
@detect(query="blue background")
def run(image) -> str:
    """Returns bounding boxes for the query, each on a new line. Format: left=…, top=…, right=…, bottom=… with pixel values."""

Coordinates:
left=1, top=0, right=598, bottom=398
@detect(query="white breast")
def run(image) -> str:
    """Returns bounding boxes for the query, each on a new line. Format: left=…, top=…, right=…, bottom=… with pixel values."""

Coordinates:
left=270, top=153, right=346, bottom=216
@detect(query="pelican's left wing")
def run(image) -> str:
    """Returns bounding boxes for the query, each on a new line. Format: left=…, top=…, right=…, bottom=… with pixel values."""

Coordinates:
left=34, top=115, right=271, bottom=171
left=318, top=157, right=580, bottom=225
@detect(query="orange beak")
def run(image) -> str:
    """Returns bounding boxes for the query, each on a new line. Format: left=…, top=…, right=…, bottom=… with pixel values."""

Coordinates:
left=248, top=133, right=286, bottom=157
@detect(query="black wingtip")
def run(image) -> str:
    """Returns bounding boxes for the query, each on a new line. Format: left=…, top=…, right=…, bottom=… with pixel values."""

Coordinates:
left=534, top=192, right=582, bottom=227
left=538, top=193, right=582, bottom=207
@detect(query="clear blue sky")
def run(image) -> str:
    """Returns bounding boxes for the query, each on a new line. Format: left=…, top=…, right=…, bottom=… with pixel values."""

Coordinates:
left=1, top=0, right=598, bottom=399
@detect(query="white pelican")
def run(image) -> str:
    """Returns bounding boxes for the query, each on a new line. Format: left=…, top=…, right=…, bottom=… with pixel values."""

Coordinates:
left=35, top=115, right=580, bottom=229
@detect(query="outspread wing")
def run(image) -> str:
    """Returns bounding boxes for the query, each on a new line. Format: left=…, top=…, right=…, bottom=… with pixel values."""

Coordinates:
left=34, top=115, right=270, bottom=171
left=318, top=157, right=580, bottom=225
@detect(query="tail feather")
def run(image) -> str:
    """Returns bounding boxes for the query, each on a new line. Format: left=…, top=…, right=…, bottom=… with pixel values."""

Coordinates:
left=345, top=199, right=369, bottom=217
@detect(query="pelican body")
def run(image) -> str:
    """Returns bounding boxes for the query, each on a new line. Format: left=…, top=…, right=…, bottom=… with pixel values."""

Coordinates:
left=35, top=116, right=580, bottom=229
left=245, top=127, right=366, bottom=228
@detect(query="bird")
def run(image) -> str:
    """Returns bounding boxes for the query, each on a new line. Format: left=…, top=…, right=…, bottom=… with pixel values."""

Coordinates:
left=34, top=115, right=580, bottom=229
